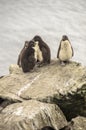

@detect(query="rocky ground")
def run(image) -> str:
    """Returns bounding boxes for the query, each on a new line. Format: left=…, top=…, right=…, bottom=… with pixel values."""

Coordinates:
left=0, top=60, right=86, bottom=130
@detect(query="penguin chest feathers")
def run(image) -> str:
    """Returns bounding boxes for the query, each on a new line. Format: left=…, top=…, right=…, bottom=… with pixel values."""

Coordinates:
left=59, top=40, right=73, bottom=61
left=33, top=42, right=43, bottom=62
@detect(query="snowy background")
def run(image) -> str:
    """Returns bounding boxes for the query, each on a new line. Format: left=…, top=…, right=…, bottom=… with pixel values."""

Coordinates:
left=0, top=0, right=86, bottom=76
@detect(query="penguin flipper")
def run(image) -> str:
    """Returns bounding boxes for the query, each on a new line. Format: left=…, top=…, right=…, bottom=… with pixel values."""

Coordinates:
left=71, top=45, right=74, bottom=56
left=57, top=42, right=61, bottom=58
left=17, top=54, right=21, bottom=67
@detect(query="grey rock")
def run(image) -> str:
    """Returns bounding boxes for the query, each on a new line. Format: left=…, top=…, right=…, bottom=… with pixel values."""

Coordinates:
left=59, top=116, right=86, bottom=130
left=0, top=100, right=67, bottom=130
left=72, top=116, right=86, bottom=130
left=0, top=60, right=86, bottom=120
left=59, top=121, right=74, bottom=130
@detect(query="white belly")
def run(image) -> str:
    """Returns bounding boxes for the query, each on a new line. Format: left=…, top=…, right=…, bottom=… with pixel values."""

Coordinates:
left=33, top=42, right=43, bottom=62
left=59, top=40, right=73, bottom=61
left=37, top=49, right=43, bottom=62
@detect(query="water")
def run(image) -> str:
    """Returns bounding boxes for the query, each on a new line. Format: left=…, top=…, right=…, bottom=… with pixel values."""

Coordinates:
left=0, top=0, right=86, bottom=76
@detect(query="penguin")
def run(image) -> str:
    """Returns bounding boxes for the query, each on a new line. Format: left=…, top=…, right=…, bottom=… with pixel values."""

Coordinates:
left=17, top=41, right=29, bottom=67
left=32, top=35, right=51, bottom=66
left=41, top=126, right=55, bottom=130
left=21, top=40, right=36, bottom=73
left=57, top=35, right=74, bottom=65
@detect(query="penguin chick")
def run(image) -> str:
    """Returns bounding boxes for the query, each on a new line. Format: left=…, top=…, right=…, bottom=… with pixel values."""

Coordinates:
left=17, top=41, right=29, bottom=67
left=32, top=35, right=51, bottom=66
left=21, top=40, right=36, bottom=73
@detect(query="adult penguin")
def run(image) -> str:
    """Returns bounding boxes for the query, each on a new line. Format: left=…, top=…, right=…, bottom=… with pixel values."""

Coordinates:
left=57, top=35, right=74, bottom=65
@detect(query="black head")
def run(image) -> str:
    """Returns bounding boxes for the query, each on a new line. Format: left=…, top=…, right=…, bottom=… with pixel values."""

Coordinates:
left=33, top=35, right=42, bottom=42
left=41, top=126, right=55, bottom=130
left=62, top=35, right=69, bottom=41
left=24, top=41, right=29, bottom=48
left=28, top=40, right=36, bottom=48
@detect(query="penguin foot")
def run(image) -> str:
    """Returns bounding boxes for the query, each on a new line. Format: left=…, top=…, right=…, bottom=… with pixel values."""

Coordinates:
left=60, top=61, right=66, bottom=66
left=36, top=62, right=46, bottom=67
left=60, top=60, right=70, bottom=66
left=64, top=61, right=70, bottom=64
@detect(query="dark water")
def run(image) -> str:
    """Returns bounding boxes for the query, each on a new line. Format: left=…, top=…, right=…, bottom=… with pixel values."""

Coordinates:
left=0, top=0, right=86, bottom=76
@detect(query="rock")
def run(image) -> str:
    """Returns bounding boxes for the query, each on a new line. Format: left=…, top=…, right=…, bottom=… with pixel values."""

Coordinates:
left=9, top=64, right=22, bottom=74
left=0, top=100, right=67, bottom=130
left=59, top=121, right=74, bottom=130
left=72, top=116, right=86, bottom=130
left=41, top=126, right=55, bottom=130
left=59, top=116, right=86, bottom=130
left=0, top=60, right=86, bottom=120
